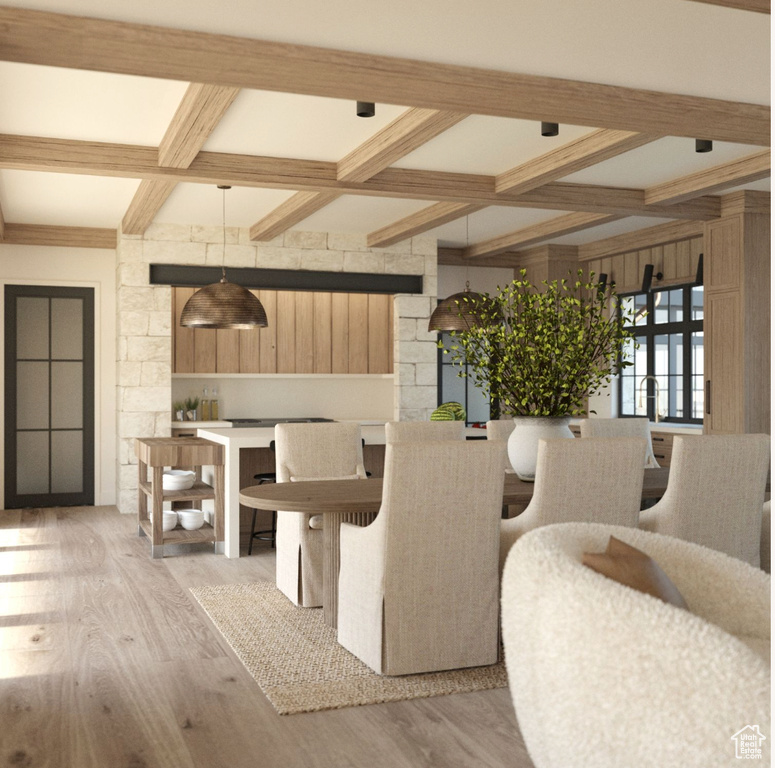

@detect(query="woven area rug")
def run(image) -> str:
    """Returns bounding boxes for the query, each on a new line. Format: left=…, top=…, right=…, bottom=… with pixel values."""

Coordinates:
left=190, top=581, right=507, bottom=715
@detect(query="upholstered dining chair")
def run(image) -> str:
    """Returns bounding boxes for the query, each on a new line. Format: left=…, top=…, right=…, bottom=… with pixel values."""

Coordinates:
left=501, top=522, right=771, bottom=768
left=499, top=436, right=645, bottom=571
left=486, top=419, right=516, bottom=472
left=274, top=422, right=367, bottom=608
left=337, top=440, right=505, bottom=676
left=639, top=434, right=770, bottom=567
left=385, top=420, right=465, bottom=443
left=579, top=416, right=660, bottom=468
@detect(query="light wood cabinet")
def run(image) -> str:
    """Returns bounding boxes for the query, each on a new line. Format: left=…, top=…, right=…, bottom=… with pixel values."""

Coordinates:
left=703, top=213, right=770, bottom=435
left=171, top=287, right=394, bottom=375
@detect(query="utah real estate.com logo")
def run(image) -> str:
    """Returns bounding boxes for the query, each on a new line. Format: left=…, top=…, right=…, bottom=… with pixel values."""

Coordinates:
left=731, top=725, right=766, bottom=760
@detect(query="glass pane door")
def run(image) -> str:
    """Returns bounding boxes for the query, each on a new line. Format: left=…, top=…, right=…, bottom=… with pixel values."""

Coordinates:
left=4, top=285, right=94, bottom=508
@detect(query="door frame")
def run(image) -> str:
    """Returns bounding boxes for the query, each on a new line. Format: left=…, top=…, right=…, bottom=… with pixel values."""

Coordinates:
left=2, top=281, right=101, bottom=509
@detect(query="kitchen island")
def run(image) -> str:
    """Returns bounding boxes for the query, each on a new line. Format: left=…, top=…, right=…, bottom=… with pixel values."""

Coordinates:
left=197, top=423, right=486, bottom=557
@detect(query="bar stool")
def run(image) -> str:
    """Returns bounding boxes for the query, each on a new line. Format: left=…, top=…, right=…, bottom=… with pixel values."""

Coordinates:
left=248, top=440, right=276, bottom=554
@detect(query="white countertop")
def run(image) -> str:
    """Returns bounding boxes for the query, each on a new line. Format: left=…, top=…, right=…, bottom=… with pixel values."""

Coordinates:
left=172, top=420, right=232, bottom=428
left=198, top=423, right=486, bottom=447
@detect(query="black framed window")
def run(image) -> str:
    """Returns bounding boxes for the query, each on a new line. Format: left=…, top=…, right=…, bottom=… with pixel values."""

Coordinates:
left=437, top=332, right=491, bottom=426
left=618, top=284, right=703, bottom=424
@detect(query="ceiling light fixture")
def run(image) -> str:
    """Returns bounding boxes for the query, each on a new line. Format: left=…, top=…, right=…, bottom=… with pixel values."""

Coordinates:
left=541, top=122, right=559, bottom=137
left=428, top=215, right=492, bottom=332
left=695, top=139, right=713, bottom=153
left=180, top=186, right=268, bottom=330
left=356, top=101, right=375, bottom=118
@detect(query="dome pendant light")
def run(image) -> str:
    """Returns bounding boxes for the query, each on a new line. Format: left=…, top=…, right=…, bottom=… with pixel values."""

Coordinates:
left=180, top=186, right=268, bottom=330
left=428, top=215, right=491, bottom=332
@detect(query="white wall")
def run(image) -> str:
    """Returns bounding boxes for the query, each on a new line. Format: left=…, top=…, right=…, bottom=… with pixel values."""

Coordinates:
left=172, top=375, right=394, bottom=422
left=437, top=265, right=515, bottom=299
left=0, top=244, right=117, bottom=507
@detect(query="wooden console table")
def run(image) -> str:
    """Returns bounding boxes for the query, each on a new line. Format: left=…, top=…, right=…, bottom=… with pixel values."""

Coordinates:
left=135, top=437, right=225, bottom=559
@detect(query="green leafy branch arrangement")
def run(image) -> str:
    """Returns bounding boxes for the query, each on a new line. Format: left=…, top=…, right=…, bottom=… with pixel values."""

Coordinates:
left=441, top=270, right=636, bottom=417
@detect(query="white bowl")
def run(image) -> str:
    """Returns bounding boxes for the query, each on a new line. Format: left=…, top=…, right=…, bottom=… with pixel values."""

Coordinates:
left=177, top=509, right=205, bottom=531
left=162, top=470, right=195, bottom=491
left=150, top=510, right=179, bottom=532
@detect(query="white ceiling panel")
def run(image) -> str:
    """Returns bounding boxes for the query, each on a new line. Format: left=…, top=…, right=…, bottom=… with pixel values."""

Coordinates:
left=542, top=217, right=676, bottom=247
left=0, top=170, right=140, bottom=227
left=561, top=138, right=767, bottom=188
left=288, top=195, right=430, bottom=235
left=392, top=117, right=593, bottom=175
left=0, top=0, right=767, bottom=104
left=0, top=61, right=187, bottom=144
left=428, top=206, right=574, bottom=248
left=204, top=91, right=407, bottom=161
left=155, top=184, right=298, bottom=227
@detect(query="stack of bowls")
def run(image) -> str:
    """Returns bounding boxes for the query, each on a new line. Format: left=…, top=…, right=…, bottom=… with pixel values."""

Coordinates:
left=150, top=510, right=179, bottom=531
left=162, top=470, right=196, bottom=491
left=177, top=508, right=205, bottom=530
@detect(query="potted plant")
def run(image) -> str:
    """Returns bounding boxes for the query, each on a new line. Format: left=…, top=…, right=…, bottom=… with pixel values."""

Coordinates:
left=173, top=401, right=185, bottom=422
left=442, top=270, right=635, bottom=480
left=184, top=396, right=200, bottom=421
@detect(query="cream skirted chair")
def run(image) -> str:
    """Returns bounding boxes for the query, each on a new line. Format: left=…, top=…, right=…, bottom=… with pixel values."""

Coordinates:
left=499, top=436, right=645, bottom=570
left=337, top=440, right=505, bottom=675
left=486, top=419, right=516, bottom=473
left=385, top=420, right=465, bottom=443
left=501, top=522, right=771, bottom=768
left=578, top=416, right=660, bottom=468
left=761, top=500, right=771, bottom=574
left=274, top=422, right=366, bottom=608
left=639, top=434, right=770, bottom=567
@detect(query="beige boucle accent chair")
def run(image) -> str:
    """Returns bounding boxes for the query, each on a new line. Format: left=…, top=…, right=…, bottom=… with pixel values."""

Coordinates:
left=639, top=434, right=770, bottom=567
left=578, top=416, right=660, bottom=468
left=385, top=420, right=465, bottom=443
left=501, top=522, right=771, bottom=768
left=337, top=440, right=505, bottom=675
left=274, top=422, right=366, bottom=608
left=499, top=436, right=645, bottom=571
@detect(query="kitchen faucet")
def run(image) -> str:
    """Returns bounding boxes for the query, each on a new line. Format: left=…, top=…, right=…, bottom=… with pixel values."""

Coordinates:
left=637, top=375, right=662, bottom=423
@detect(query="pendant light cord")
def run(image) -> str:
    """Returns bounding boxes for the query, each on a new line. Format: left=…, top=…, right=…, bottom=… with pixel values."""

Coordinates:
left=218, top=184, right=231, bottom=282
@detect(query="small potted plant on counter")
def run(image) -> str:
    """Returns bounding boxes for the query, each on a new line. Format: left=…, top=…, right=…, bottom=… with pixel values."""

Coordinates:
left=442, top=269, right=635, bottom=480
left=184, top=396, right=200, bottom=421
left=173, top=401, right=185, bottom=422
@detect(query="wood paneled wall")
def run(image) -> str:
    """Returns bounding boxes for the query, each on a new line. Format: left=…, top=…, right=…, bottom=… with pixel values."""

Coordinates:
left=172, top=287, right=394, bottom=374
left=583, top=236, right=703, bottom=294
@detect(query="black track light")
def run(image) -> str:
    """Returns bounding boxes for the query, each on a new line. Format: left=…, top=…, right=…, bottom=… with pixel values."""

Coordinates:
left=695, top=139, right=713, bottom=153
left=641, top=264, right=663, bottom=293
left=541, top=122, right=559, bottom=137
left=356, top=101, right=375, bottom=118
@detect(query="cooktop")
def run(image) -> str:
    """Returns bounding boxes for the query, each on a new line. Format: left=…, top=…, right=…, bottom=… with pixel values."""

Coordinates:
left=225, top=418, right=335, bottom=428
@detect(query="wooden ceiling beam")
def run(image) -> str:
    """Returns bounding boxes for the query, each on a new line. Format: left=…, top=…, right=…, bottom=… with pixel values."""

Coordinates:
left=683, top=0, right=769, bottom=13
left=463, top=213, right=623, bottom=260
left=337, top=109, right=466, bottom=183
left=249, top=191, right=342, bottom=241
left=578, top=220, right=704, bottom=261
left=0, top=135, right=722, bottom=221
left=121, top=83, right=240, bottom=235
left=367, top=202, right=486, bottom=248
left=157, top=83, right=240, bottom=169
left=250, top=108, right=466, bottom=241
left=0, top=8, right=768, bottom=145
left=645, top=150, right=770, bottom=205
left=495, top=130, right=660, bottom=195
left=0, top=223, right=117, bottom=249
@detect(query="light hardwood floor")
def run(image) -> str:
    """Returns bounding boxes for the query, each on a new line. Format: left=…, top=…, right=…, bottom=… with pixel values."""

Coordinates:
left=0, top=506, right=534, bottom=768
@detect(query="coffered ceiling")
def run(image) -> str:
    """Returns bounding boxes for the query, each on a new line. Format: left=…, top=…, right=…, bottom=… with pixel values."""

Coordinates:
left=0, top=0, right=769, bottom=257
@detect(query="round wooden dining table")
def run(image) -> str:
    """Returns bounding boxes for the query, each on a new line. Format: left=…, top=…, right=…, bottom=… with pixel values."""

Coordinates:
left=240, top=468, right=671, bottom=628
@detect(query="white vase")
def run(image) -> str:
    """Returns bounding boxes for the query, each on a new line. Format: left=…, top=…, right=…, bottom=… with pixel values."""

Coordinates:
left=507, top=416, right=574, bottom=481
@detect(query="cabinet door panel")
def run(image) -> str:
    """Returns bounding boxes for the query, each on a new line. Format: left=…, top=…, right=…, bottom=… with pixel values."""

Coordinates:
left=348, top=294, right=369, bottom=374
left=313, top=292, right=332, bottom=373
left=331, top=293, right=349, bottom=374
left=275, top=291, right=296, bottom=373
left=216, top=329, right=240, bottom=373
left=705, top=291, right=743, bottom=434
left=294, top=292, right=315, bottom=373
left=193, top=329, right=216, bottom=373
left=258, top=290, right=277, bottom=373
left=173, top=287, right=194, bottom=373
left=238, top=290, right=261, bottom=373
left=367, top=294, right=391, bottom=373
